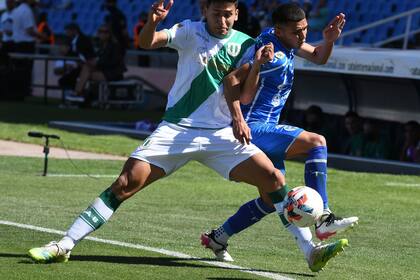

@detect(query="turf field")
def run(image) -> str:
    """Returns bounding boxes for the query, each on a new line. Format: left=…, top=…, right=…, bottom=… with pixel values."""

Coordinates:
left=1, top=154, right=420, bottom=280
left=1, top=101, right=420, bottom=279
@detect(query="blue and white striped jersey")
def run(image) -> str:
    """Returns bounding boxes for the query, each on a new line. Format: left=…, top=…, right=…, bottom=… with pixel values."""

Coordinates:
left=241, top=28, right=295, bottom=125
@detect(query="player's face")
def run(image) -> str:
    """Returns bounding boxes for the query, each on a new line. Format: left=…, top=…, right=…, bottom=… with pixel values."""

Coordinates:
left=274, top=19, right=308, bottom=49
left=205, top=2, right=238, bottom=37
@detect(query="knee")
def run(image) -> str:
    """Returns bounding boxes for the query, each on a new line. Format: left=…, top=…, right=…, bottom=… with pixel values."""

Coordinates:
left=261, top=168, right=286, bottom=193
left=309, top=133, right=326, bottom=147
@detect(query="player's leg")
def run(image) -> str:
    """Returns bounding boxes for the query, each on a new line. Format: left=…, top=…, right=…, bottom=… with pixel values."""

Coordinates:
left=202, top=124, right=315, bottom=261
left=28, top=158, right=166, bottom=263
left=28, top=122, right=200, bottom=263
left=286, top=130, right=358, bottom=240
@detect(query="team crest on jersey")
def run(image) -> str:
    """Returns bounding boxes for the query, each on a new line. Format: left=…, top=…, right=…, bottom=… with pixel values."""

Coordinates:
left=271, top=94, right=281, bottom=106
left=274, top=51, right=285, bottom=60
left=227, top=43, right=241, bottom=57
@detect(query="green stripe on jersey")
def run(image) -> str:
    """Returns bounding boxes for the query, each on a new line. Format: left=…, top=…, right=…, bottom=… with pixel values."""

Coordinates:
left=163, top=32, right=254, bottom=124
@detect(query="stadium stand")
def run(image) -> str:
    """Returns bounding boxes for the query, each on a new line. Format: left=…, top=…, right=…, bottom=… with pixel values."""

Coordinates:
left=33, top=0, right=420, bottom=47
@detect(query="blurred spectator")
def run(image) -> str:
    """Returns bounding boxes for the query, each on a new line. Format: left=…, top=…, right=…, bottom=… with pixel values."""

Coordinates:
left=133, top=12, right=150, bottom=66
left=308, top=0, right=329, bottom=31
left=59, top=23, right=95, bottom=99
left=400, top=121, right=420, bottom=163
left=11, top=0, right=43, bottom=98
left=37, top=12, right=55, bottom=46
left=104, top=0, right=129, bottom=54
left=0, top=0, right=15, bottom=99
left=345, top=119, right=391, bottom=159
left=234, top=1, right=261, bottom=38
left=302, top=105, right=338, bottom=152
left=360, top=119, right=391, bottom=159
left=0, top=0, right=15, bottom=56
left=70, top=24, right=125, bottom=102
left=341, top=111, right=363, bottom=155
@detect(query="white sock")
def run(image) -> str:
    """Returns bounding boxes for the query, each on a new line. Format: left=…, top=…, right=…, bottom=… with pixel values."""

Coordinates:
left=60, top=194, right=118, bottom=251
left=58, top=236, right=76, bottom=251
left=286, top=224, right=315, bottom=260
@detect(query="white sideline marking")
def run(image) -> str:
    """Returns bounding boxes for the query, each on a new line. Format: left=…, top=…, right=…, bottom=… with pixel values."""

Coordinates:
left=47, top=174, right=118, bottom=178
left=385, top=182, right=420, bottom=187
left=0, top=220, right=293, bottom=280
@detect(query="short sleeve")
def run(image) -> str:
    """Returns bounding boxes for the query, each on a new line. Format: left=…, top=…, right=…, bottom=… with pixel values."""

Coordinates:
left=235, top=44, right=254, bottom=68
left=163, top=19, right=191, bottom=51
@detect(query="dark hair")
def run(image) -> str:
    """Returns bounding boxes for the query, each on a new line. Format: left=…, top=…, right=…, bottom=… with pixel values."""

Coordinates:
left=272, top=3, right=306, bottom=25
left=207, top=0, right=238, bottom=7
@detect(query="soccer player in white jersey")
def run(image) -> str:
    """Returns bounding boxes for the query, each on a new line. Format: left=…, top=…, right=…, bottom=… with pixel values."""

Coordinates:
left=201, top=3, right=357, bottom=272
left=28, top=0, right=311, bottom=265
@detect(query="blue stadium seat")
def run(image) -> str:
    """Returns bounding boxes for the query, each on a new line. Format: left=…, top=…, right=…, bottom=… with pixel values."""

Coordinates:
left=42, top=0, right=420, bottom=47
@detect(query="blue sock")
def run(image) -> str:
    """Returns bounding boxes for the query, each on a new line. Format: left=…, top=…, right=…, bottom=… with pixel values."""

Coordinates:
left=222, top=198, right=275, bottom=236
left=304, top=146, right=329, bottom=209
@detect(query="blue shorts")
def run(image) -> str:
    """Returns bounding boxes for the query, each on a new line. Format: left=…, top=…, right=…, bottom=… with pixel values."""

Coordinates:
left=249, top=122, right=303, bottom=174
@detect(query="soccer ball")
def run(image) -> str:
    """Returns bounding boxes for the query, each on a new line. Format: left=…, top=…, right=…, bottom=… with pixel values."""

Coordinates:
left=283, top=186, right=324, bottom=227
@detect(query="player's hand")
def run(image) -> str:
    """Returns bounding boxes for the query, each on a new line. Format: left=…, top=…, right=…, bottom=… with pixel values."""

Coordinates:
left=323, top=13, right=345, bottom=43
left=232, top=117, right=251, bottom=145
left=254, top=43, right=274, bottom=66
left=149, top=0, right=173, bottom=25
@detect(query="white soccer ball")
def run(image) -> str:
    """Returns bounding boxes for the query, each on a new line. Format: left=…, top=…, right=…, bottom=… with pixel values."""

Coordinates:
left=283, top=186, right=324, bottom=227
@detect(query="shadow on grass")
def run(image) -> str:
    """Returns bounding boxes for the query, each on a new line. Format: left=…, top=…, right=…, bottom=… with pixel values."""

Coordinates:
left=1, top=253, right=315, bottom=278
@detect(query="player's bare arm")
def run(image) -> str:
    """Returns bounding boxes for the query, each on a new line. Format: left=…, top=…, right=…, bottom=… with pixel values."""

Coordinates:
left=224, top=44, right=274, bottom=144
left=224, top=63, right=252, bottom=145
left=241, top=43, right=274, bottom=104
left=139, top=0, right=173, bottom=49
left=297, top=13, right=345, bottom=65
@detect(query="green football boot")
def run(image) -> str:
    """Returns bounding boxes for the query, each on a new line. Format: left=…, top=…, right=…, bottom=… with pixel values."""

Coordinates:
left=28, top=241, right=71, bottom=263
left=308, top=238, right=348, bottom=272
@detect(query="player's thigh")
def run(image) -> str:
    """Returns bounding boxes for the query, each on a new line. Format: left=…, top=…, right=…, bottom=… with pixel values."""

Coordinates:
left=229, top=152, right=285, bottom=193
left=286, top=131, right=326, bottom=159
left=112, top=157, right=166, bottom=201
left=250, top=123, right=302, bottom=171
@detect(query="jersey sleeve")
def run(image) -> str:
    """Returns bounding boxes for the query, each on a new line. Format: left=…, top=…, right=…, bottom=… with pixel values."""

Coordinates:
left=163, top=19, right=191, bottom=51
left=245, top=33, right=271, bottom=67
left=235, top=43, right=255, bottom=68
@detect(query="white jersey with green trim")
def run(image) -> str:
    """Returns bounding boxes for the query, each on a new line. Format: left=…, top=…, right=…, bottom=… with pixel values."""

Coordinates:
left=162, top=20, right=255, bottom=129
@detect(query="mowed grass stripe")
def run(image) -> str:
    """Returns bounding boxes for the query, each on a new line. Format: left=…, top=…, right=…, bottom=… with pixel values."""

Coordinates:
left=0, top=220, right=293, bottom=280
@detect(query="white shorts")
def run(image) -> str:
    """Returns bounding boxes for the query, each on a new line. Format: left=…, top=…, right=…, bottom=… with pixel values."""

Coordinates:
left=130, top=121, right=262, bottom=179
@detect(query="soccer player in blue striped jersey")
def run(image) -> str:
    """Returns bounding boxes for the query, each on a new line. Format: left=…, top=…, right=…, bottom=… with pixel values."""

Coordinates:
left=202, top=3, right=358, bottom=271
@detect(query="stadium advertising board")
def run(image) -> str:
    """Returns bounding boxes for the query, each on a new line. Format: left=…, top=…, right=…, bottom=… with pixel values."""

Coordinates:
left=295, top=47, right=420, bottom=80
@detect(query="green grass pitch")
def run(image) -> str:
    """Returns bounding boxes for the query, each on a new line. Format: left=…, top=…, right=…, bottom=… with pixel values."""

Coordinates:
left=0, top=155, right=419, bottom=280
left=0, top=101, right=419, bottom=279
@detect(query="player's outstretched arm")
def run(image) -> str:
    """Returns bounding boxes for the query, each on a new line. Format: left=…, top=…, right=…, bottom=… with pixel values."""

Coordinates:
left=297, top=13, right=345, bottom=65
left=223, top=44, right=273, bottom=144
left=139, top=0, right=173, bottom=49
left=241, top=43, right=274, bottom=104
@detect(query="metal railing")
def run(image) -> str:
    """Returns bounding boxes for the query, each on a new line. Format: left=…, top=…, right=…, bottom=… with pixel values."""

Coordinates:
left=337, top=7, right=420, bottom=49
